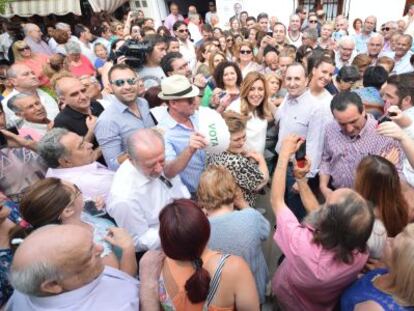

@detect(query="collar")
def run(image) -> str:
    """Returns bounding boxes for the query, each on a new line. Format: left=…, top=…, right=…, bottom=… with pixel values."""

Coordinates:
left=52, top=161, right=107, bottom=173
left=163, top=110, right=198, bottom=130
left=123, top=159, right=170, bottom=189
left=29, top=269, right=104, bottom=308
left=286, top=90, right=308, bottom=103
left=111, top=96, right=142, bottom=114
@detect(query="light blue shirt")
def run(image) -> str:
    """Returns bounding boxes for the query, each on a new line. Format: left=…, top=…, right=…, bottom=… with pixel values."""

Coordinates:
left=157, top=111, right=206, bottom=193
left=354, top=32, right=372, bottom=54
left=95, top=96, right=155, bottom=170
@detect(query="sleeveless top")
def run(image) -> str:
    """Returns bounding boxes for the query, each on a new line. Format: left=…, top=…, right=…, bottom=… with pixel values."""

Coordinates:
left=159, top=253, right=234, bottom=311
left=340, top=268, right=414, bottom=311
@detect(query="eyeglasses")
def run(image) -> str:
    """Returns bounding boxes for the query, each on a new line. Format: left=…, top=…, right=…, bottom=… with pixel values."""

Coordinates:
left=17, top=46, right=30, bottom=52
left=65, top=184, right=82, bottom=209
left=178, top=29, right=188, bottom=33
left=110, top=78, right=138, bottom=87
left=240, top=49, right=252, bottom=54
left=381, top=27, right=391, bottom=31
left=309, top=20, right=318, bottom=24
left=226, top=38, right=233, bottom=42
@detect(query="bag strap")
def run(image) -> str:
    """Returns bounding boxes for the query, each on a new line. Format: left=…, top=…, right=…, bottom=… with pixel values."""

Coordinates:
left=203, top=254, right=231, bottom=310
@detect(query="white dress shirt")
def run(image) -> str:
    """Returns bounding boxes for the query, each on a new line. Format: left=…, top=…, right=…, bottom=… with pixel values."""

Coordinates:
left=46, top=162, right=114, bottom=202
left=6, top=266, right=139, bottom=311
left=392, top=51, right=414, bottom=75
left=275, top=90, right=326, bottom=177
left=107, top=160, right=190, bottom=252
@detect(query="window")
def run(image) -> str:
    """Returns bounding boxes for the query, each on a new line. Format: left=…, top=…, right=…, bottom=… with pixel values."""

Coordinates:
left=298, top=0, right=343, bottom=20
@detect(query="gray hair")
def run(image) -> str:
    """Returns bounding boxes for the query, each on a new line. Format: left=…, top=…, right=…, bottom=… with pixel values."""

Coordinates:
left=338, top=35, right=355, bottom=48
left=303, top=28, right=318, bottom=41
left=37, top=128, right=70, bottom=168
left=9, top=260, right=64, bottom=296
left=55, top=22, right=70, bottom=30
left=368, top=33, right=384, bottom=45
left=23, top=23, right=38, bottom=36
left=6, top=66, right=18, bottom=79
left=127, top=128, right=164, bottom=161
left=64, top=41, right=81, bottom=54
left=7, top=93, right=33, bottom=113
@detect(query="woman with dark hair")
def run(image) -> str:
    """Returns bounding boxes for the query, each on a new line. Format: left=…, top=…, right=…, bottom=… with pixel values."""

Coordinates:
left=354, top=66, right=388, bottom=119
left=8, top=177, right=137, bottom=276
left=158, top=198, right=259, bottom=310
left=208, top=61, right=242, bottom=111
left=197, top=165, right=270, bottom=304
left=157, top=26, right=171, bottom=37
left=308, top=55, right=336, bottom=122
left=354, top=155, right=409, bottom=258
left=352, top=18, right=363, bottom=35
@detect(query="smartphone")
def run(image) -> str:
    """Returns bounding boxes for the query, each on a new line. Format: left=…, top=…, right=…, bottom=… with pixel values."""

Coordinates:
left=84, top=200, right=106, bottom=217
left=218, top=91, right=227, bottom=99
left=377, top=112, right=397, bottom=125
left=295, top=140, right=306, bottom=168
left=0, top=126, right=19, bottom=148
left=267, top=31, right=273, bottom=36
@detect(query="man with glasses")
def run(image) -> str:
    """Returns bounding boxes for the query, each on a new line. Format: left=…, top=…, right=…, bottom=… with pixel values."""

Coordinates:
left=173, top=21, right=196, bottom=71
left=157, top=75, right=207, bottom=196
left=107, top=128, right=189, bottom=254
left=335, top=36, right=356, bottom=70
left=95, top=64, right=155, bottom=170
left=381, top=21, right=398, bottom=53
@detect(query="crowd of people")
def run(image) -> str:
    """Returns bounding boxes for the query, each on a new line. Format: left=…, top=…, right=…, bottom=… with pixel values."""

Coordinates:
left=1, top=1, right=414, bottom=310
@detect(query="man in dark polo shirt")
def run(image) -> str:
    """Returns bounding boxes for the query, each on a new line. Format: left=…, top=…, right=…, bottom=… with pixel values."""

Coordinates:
left=53, top=76, right=104, bottom=163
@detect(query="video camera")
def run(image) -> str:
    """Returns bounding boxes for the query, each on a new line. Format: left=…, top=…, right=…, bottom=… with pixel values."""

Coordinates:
left=113, top=39, right=150, bottom=69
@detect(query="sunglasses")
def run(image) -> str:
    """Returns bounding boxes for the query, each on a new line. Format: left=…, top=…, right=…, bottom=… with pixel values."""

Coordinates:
left=309, top=20, right=318, bottom=24
left=110, top=78, right=138, bottom=87
left=17, top=46, right=30, bottom=52
left=240, top=50, right=252, bottom=54
left=381, top=27, right=390, bottom=31
left=226, top=38, right=233, bottom=42
left=178, top=29, right=188, bottom=33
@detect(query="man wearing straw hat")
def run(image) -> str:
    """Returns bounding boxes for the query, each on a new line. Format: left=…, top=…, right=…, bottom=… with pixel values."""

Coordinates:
left=157, top=75, right=208, bottom=196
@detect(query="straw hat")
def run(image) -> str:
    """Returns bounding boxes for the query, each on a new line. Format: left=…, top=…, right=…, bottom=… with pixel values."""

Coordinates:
left=158, top=75, right=199, bottom=100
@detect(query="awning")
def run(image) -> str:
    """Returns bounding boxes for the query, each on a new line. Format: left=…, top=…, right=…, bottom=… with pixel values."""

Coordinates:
left=87, top=0, right=128, bottom=13
left=3, top=0, right=82, bottom=17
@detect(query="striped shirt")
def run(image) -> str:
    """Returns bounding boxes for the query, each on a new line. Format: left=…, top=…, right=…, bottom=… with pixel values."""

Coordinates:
left=95, top=96, right=155, bottom=170
left=319, top=115, right=402, bottom=189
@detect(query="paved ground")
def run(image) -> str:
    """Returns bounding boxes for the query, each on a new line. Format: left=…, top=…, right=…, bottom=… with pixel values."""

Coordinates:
left=256, top=187, right=281, bottom=311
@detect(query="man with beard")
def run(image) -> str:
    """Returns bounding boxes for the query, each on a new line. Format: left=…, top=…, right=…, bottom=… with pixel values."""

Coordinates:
left=107, top=128, right=190, bottom=253
left=94, top=64, right=155, bottom=170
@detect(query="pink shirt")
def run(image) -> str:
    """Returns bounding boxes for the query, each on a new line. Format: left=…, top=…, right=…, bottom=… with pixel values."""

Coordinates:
left=272, top=205, right=368, bottom=311
left=68, top=54, right=96, bottom=77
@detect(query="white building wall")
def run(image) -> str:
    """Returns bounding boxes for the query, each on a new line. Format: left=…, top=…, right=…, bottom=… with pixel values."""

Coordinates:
left=346, top=0, right=405, bottom=29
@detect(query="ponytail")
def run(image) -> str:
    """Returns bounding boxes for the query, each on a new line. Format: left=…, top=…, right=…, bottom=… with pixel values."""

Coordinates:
left=184, top=257, right=211, bottom=303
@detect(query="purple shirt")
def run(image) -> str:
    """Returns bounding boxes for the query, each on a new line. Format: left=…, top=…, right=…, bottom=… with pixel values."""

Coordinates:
left=164, top=13, right=184, bottom=32
left=319, top=115, right=402, bottom=189
left=24, top=36, right=53, bottom=56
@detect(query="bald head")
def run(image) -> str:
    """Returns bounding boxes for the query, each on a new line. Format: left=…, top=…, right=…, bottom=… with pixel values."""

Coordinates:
left=368, top=33, right=384, bottom=57
left=127, top=128, right=165, bottom=178
left=10, top=225, right=103, bottom=296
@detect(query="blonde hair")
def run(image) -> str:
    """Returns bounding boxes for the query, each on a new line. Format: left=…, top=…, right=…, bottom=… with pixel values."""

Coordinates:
left=12, top=41, right=31, bottom=61
left=385, top=224, right=414, bottom=306
left=239, top=71, right=271, bottom=119
left=235, top=40, right=256, bottom=63
left=265, top=72, right=283, bottom=93
left=197, top=165, right=238, bottom=211
left=222, top=110, right=247, bottom=134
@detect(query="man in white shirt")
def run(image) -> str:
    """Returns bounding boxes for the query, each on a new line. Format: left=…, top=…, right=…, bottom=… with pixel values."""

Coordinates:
left=74, top=24, right=96, bottom=65
left=188, top=14, right=202, bottom=43
left=6, top=224, right=139, bottom=311
left=7, top=93, right=51, bottom=137
left=107, top=128, right=190, bottom=252
left=38, top=128, right=113, bottom=202
left=275, top=62, right=325, bottom=220
left=48, top=22, right=77, bottom=52
left=391, top=34, right=413, bottom=75
left=335, top=36, right=356, bottom=70
left=2, top=64, right=58, bottom=127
